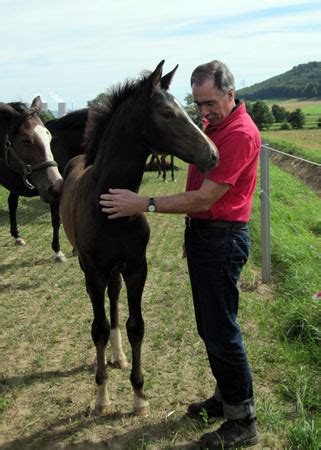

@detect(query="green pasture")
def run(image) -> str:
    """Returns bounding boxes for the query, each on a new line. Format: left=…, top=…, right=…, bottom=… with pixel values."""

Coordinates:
left=0, top=160, right=320, bottom=449
left=263, top=99, right=321, bottom=115
left=261, top=128, right=321, bottom=163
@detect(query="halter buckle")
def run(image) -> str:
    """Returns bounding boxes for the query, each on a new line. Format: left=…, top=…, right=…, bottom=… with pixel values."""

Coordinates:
left=23, top=165, right=33, bottom=175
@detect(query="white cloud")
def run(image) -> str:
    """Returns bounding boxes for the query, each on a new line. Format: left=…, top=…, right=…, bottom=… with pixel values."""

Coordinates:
left=1, top=0, right=320, bottom=109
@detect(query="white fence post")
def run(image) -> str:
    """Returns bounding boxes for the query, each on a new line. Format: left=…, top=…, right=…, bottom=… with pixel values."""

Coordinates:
left=260, top=142, right=271, bottom=283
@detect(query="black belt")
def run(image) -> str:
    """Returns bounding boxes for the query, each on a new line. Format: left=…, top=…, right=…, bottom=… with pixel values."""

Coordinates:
left=185, top=217, right=247, bottom=229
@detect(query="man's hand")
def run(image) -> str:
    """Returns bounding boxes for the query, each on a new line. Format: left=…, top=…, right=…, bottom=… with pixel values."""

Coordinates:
left=100, top=189, right=147, bottom=219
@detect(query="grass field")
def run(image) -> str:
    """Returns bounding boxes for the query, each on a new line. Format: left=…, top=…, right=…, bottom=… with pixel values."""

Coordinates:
left=262, top=99, right=321, bottom=130
left=263, top=99, right=321, bottom=115
left=261, top=128, right=321, bottom=163
left=0, top=161, right=320, bottom=449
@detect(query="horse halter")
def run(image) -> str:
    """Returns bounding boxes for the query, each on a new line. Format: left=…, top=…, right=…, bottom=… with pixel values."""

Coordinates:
left=4, top=115, right=58, bottom=190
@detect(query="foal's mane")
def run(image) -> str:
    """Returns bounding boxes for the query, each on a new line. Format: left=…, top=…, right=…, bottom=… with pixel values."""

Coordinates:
left=84, top=74, right=149, bottom=166
left=46, top=108, right=89, bottom=130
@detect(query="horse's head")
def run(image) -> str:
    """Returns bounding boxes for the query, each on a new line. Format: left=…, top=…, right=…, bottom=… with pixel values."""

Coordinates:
left=0, top=97, right=63, bottom=202
left=142, top=61, right=219, bottom=173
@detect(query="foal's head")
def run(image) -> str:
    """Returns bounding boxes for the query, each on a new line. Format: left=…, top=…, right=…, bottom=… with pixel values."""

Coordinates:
left=84, top=61, right=218, bottom=173
left=0, top=97, right=63, bottom=201
left=141, top=60, right=219, bottom=172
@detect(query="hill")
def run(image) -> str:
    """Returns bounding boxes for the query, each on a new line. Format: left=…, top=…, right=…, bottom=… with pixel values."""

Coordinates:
left=237, top=61, right=321, bottom=100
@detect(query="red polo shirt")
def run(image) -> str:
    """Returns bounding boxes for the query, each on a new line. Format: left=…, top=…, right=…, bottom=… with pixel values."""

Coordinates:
left=186, top=102, right=261, bottom=222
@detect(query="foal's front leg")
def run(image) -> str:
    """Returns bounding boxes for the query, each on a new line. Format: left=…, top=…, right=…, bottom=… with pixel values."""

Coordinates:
left=85, top=272, right=110, bottom=415
left=123, top=261, right=150, bottom=416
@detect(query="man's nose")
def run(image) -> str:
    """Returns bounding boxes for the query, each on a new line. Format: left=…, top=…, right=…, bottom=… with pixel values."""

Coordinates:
left=198, top=104, right=210, bottom=116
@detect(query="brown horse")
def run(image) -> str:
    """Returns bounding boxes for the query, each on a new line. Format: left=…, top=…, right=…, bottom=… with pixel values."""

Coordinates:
left=0, top=99, right=63, bottom=219
left=146, top=153, right=176, bottom=181
left=1, top=102, right=88, bottom=260
left=60, top=61, right=218, bottom=416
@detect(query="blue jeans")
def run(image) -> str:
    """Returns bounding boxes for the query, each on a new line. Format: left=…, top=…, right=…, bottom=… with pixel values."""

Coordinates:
left=185, top=223, right=255, bottom=420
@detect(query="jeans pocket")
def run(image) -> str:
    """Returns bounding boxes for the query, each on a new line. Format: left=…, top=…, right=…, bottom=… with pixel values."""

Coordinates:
left=229, top=237, right=250, bottom=282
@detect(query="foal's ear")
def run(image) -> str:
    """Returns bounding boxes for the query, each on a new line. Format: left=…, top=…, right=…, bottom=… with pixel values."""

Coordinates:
left=31, top=96, right=42, bottom=113
left=160, top=64, right=179, bottom=91
left=147, top=60, right=165, bottom=95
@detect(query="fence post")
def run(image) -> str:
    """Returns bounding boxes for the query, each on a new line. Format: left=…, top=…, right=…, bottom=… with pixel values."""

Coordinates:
left=260, top=142, right=271, bottom=283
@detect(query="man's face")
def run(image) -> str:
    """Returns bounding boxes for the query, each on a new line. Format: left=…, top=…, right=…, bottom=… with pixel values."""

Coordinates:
left=192, top=77, right=235, bottom=126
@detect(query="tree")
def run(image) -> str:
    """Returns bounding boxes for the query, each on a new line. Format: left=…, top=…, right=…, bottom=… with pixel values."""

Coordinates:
left=317, top=117, right=321, bottom=128
left=304, top=82, right=319, bottom=98
left=184, top=94, right=203, bottom=128
left=288, top=109, right=305, bottom=129
left=250, top=101, right=274, bottom=130
left=245, top=101, right=253, bottom=116
left=39, top=110, right=55, bottom=123
left=87, top=92, right=109, bottom=108
left=271, top=104, right=288, bottom=122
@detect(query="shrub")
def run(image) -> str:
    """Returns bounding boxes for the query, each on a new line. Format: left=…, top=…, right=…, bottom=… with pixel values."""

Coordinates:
left=288, top=108, right=305, bottom=129
left=280, top=121, right=291, bottom=130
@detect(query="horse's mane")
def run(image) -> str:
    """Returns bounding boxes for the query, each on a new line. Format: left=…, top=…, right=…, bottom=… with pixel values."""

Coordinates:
left=8, top=102, right=30, bottom=114
left=46, top=108, right=89, bottom=130
left=8, top=102, right=38, bottom=120
left=7, top=102, right=36, bottom=130
left=84, top=75, right=149, bottom=166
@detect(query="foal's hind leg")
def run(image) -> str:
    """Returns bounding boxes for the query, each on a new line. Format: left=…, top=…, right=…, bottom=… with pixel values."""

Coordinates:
left=123, top=260, right=149, bottom=416
left=85, top=271, right=111, bottom=415
left=8, top=193, right=25, bottom=245
left=108, top=271, right=128, bottom=369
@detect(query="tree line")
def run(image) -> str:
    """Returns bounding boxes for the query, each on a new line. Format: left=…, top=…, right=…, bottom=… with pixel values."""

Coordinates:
left=39, top=91, right=321, bottom=133
left=245, top=101, right=307, bottom=130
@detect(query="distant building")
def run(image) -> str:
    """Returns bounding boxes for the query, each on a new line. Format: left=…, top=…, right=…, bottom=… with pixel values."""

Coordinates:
left=58, top=102, right=67, bottom=117
left=41, top=102, right=48, bottom=112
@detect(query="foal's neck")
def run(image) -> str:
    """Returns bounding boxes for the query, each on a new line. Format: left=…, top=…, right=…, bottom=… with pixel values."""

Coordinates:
left=91, top=127, right=147, bottom=194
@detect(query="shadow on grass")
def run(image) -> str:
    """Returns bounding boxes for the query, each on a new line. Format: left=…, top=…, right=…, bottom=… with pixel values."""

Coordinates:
left=0, top=410, right=201, bottom=450
left=0, top=255, right=69, bottom=276
left=1, top=364, right=95, bottom=391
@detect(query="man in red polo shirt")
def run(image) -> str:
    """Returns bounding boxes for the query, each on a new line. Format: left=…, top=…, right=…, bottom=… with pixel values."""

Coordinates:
left=100, top=60, right=260, bottom=449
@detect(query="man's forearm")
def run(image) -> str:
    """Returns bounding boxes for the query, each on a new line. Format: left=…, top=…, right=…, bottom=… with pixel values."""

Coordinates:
left=151, top=190, right=210, bottom=214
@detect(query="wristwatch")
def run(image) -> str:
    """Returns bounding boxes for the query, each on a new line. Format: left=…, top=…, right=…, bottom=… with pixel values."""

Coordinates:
left=147, top=197, right=156, bottom=212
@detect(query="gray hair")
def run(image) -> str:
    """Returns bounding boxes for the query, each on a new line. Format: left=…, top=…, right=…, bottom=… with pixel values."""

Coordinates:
left=190, top=60, right=235, bottom=94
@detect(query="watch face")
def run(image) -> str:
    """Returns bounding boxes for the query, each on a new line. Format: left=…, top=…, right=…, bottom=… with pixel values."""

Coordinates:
left=148, top=204, right=156, bottom=212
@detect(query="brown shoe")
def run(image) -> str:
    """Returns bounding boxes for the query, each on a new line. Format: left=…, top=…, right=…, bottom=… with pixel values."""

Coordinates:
left=187, top=395, right=224, bottom=423
left=200, top=417, right=259, bottom=449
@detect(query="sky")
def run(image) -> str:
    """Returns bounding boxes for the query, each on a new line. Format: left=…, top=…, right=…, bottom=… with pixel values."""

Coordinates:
left=1, top=0, right=321, bottom=112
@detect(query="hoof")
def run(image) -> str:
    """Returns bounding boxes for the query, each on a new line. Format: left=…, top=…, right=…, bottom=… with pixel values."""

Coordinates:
left=134, top=405, right=150, bottom=417
left=15, top=238, right=26, bottom=246
left=54, top=252, right=67, bottom=263
left=114, top=358, right=129, bottom=369
left=94, top=403, right=111, bottom=416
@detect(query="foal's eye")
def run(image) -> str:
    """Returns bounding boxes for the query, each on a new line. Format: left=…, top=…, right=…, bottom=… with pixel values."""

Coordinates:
left=162, top=111, right=175, bottom=119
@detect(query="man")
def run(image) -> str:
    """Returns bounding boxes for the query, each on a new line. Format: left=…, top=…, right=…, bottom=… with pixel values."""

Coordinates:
left=100, top=60, right=261, bottom=449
